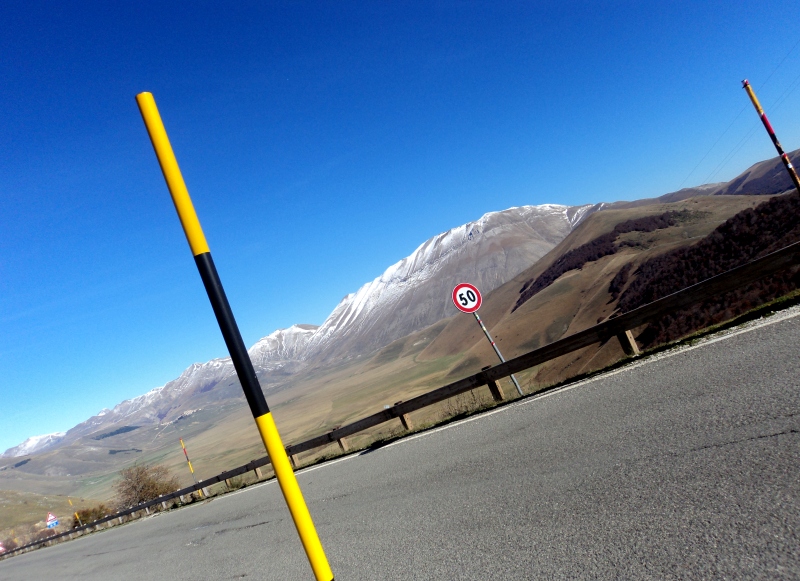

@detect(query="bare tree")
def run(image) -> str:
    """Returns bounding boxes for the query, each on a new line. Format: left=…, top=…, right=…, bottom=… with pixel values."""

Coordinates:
left=115, top=463, right=180, bottom=508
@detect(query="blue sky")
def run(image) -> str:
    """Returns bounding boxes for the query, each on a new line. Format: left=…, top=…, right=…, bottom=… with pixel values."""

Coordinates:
left=2, top=1, right=799, bottom=452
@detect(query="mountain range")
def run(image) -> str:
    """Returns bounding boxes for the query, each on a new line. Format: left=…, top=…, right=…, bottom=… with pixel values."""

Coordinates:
left=1, top=203, right=596, bottom=458
left=2, top=148, right=797, bottom=487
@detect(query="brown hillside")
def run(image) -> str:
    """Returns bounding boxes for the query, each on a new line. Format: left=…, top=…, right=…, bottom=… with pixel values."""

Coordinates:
left=615, top=191, right=800, bottom=347
left=419, top=194, right=773, bottom=389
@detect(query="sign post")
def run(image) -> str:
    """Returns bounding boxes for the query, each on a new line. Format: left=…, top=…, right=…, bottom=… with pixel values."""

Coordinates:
left=452, top=283, right=523, bottom=396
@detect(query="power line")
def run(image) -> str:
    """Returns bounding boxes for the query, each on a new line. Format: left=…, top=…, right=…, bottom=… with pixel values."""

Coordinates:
left=676, top=104, right=747, bottom=189
left=679, top=37, right=800, bottom=188
left=703, top=68, right=800, bottom=185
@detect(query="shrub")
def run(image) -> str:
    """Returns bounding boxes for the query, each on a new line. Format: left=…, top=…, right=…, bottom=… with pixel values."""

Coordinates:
left=71, top=504, right=111, bottom=528
left=114, top=463, right=180, bottom=509
left=33, top=529, right=56, bottom=542
left=1, top=537, right=18, bottom=552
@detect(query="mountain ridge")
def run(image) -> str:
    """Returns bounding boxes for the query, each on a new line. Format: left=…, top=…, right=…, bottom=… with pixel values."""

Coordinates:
left=2, top=204, right=591, bottom=457
left=5, top=149, right=797, bottom=458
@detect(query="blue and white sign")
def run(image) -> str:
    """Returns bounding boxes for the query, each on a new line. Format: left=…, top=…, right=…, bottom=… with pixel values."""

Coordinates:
left=46, top=512, right=59, bottom=528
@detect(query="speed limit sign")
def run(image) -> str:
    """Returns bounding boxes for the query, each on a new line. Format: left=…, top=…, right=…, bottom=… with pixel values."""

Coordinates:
left=450, top=281, right=524, bottom=396
left=452, top=283, right=482, bottom=313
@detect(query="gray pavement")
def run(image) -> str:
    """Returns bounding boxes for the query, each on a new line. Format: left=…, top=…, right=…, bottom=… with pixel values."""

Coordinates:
left=2, top=310, right=799, bottom=580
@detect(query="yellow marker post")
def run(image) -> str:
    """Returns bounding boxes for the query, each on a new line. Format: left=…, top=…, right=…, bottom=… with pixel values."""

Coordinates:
left=136, top=92, right=333, bottom=581
left=179, top=438, right=203, bottom=498
left=68, top=498, right=82, bottom=527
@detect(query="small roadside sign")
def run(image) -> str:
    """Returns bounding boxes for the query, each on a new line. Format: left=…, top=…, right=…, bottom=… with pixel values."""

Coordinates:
left=46, top=512, right=59, bottom=529
left=450, top=282, right=524, bottom=396
left=452, top=283, right=482, bottom=313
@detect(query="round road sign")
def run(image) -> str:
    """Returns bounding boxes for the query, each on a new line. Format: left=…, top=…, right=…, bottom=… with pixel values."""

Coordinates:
left=452, top=283, right=482, bottom=313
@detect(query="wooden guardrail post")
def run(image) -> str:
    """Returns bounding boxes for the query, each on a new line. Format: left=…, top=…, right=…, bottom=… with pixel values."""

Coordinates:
left=337, top=437, right=350, bottom=452
left=482, top=366, right=505, bottom=402
left=394, top=401, right=413, bottom=430
left=254, top=466, right=263, bottom=480
left=616, top=330, right=641, bottom=356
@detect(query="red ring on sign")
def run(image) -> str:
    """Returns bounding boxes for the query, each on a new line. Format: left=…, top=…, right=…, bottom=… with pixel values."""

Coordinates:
left=452, top=283, right=482, bottom=313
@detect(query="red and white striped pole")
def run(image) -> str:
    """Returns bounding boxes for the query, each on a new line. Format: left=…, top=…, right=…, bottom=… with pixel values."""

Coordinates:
left=742, top=79, right=800, bottom=195
left=473, top=311, right=524, bottom=396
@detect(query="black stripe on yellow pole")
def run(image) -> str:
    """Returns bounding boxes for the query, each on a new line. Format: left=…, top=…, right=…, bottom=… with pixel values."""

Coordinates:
left=742, top=79, right=800, bottom=195
left=136, top=91, right=334, bottom=581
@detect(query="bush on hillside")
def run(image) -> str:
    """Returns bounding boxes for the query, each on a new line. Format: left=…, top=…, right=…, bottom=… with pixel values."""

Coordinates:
left=614, top=192, right=800, bottom=347
left=71, top=504, right=112, bottom=528
left=1, top=537, right=18, bottom=552
left=114, top=463, right=180, bottom=509
left=33, top=528, right=56, bottom=541
left=514, top=210, right=694, bottom=310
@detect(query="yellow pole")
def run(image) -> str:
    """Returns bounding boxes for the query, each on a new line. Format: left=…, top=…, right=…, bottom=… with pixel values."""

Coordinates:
left=179, top=438, right=203, bottom=498
left=68, top=498, right=82, bottom=527
left=136, top=92, right=333, bottom=581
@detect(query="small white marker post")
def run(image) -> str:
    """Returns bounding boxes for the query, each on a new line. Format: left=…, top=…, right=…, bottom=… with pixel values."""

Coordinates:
left=452, top=283, right=523, bottom=396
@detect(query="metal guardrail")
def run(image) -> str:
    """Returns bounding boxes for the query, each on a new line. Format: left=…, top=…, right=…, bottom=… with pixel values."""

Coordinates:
left=4, top=240, right=798, bottom=558
left=285, top=240, right=800, bottom=458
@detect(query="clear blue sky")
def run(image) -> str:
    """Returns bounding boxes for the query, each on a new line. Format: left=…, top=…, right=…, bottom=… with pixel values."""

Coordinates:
left=2, top=1, right=799, bottom=452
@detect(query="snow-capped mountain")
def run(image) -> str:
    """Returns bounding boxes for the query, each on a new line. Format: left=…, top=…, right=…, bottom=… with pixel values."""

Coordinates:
left=3, top=203, right=593, bottom=457
left=2, top=432, right=66, bottom=458
left=248, top=324, right=319, bottom=367
left=303, top=204, right=596, bottom=361
left=52, top=326, right=322, bottom=445
left=4, top=150, right=798, bottom=476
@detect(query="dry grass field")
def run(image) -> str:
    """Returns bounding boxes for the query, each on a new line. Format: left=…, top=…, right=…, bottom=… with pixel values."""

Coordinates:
left=0, top=489, right=101, bottom=546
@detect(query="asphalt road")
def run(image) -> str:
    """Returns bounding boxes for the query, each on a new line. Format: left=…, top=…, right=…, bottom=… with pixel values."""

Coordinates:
left=2, top=310, right=799, bottom=580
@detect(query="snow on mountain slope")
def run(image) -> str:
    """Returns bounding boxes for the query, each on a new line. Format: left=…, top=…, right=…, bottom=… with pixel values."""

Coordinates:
left=4, top=203, right=592, bottom=455
left=2, top=432, right=66, bottom=458
left=304, top=204, right=596, bottom=361
left=61, top=325, right=318, bottom=432
left=60, top=358, right=236, bottom=440
left=248, top=324, right=319, bottom=367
